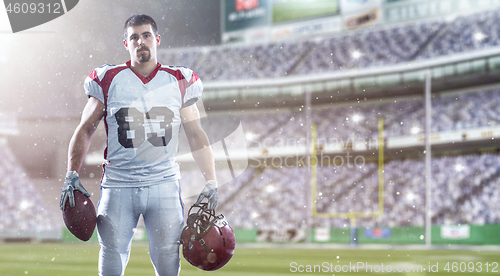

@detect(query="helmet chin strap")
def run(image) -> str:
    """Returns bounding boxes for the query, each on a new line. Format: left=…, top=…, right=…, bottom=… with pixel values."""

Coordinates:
left=198, top=237, right=211, bottom=253
left=187, top=203, right=224, bottom=240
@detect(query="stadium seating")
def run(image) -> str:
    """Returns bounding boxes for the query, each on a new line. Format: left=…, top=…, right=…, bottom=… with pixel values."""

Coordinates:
left=158, top=8, right=500, bottom=81
left=214, top=153, right=500, bottom=229
left=0, top=144, right=55, bottom=231
left=236, top=88, right=500, bottom=148
left=193, top=86, right=500, bottom=229
left=417, top=8, right=500, bottom=59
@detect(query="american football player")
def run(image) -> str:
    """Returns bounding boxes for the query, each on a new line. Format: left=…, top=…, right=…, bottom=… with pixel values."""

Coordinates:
left=59, top=14, right=218, bottom=276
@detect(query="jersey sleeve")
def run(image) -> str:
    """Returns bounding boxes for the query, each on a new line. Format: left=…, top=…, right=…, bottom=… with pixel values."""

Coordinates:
left=84, top=68, right=106, bottom=105
left=181, top=69, right=203, bottom=108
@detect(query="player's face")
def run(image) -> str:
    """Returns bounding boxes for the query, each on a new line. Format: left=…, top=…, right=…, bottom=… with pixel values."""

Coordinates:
left=123, top=24, right=161, bottom=63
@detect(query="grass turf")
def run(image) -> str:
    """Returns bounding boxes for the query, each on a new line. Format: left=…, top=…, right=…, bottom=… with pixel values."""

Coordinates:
left=0, top=242, right=498, bottom=275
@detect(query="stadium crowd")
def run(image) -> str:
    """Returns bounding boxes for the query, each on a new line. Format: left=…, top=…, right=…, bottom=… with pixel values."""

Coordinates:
left=160, top=8, right=500, bottom=81
left=196, top=152, right=500, bottom=230
left=233, top=87, right=500, bottom=149
left=179, top=86, right=500, bottom=230
left=0, top=144, right=54, bottom=231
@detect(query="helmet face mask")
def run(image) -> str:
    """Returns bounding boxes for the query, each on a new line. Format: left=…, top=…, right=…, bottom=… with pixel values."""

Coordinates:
left=181, top=203, right=236, bottom=271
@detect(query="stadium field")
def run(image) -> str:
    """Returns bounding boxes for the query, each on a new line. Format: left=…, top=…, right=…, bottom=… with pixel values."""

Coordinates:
left=0, top=243, right=498, bottom=275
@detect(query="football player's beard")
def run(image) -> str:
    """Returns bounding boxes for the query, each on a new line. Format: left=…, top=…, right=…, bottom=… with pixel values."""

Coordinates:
left=137, top=48, right=151, bottom=62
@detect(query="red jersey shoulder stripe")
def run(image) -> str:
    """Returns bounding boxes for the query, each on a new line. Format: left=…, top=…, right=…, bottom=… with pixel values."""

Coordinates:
left=159, top=67, right=200, bottom=104
left=88, top=64, right=128, bottom=105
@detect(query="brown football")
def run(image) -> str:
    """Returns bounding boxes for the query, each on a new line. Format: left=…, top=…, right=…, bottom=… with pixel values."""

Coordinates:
left=62, top=190, right=97, bottom=241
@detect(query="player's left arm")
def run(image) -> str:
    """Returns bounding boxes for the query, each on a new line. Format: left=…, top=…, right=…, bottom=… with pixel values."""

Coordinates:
left=181, top=103, right=216, bottom=181
left=180, top=103, right=218, bottom=209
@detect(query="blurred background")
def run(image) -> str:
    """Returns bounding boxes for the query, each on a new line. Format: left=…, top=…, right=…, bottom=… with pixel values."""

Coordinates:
left=1, top=0, right=500, bottom=247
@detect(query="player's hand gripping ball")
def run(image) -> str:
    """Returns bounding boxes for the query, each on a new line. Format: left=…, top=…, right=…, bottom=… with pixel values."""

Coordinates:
left=60, top=171, right=96, bottom=241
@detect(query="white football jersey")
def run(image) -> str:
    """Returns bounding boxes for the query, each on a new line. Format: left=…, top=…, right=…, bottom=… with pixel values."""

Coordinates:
left=84, top=60, right=202, bottom=187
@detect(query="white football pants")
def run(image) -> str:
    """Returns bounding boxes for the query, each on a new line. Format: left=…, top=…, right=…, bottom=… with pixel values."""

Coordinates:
left=96, top=180, right=184, bottom=276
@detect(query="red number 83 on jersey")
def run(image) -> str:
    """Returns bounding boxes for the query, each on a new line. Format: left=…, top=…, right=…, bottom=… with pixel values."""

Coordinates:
left=115, top=106, right=175, bottom=149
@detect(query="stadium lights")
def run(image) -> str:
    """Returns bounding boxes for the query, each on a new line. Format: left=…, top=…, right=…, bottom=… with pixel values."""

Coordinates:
left=265, top=185, right=276, bottom=193
left=245, top=132, right=258, bottom=141
left=473, top=32, right=487, bottom=42
left=19, top=200, right=33, bottom=211
left=410, top=126, right=420, bottom=134
left=454, top=164, right=465, bottom=172
left=351, top=50, right=362, bottom=59
left=405, top=192, right=416, bottom=203
left=352, top=114, right=363, bottom=123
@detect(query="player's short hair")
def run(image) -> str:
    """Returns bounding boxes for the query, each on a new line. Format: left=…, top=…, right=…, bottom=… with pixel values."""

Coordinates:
left=123, top=14, right=158, bottom=39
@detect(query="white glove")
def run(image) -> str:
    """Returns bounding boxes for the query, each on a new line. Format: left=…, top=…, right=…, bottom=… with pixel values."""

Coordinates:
left=59, top=171, right=90, bottom=211
left=195, top=180, right=218, bottom=210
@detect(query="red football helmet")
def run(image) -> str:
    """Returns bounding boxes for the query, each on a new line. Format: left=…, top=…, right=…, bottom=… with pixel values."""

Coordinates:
left=180, top=203, right=235, bottom=271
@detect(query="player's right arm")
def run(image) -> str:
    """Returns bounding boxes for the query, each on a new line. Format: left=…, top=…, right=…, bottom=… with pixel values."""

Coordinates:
left=60, top=96, right=105, bottom=211
left=67, top=96, right=105, bottom=172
